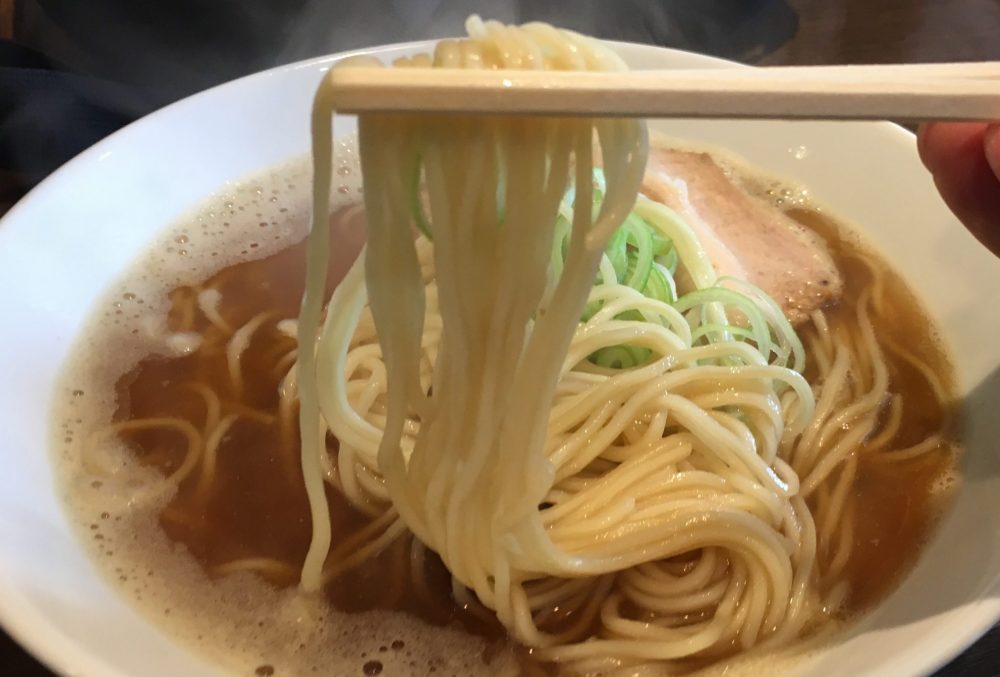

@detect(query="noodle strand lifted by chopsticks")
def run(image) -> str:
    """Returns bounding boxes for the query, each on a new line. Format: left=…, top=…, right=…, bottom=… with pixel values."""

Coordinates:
left=290, top=15, right=952, bottom=673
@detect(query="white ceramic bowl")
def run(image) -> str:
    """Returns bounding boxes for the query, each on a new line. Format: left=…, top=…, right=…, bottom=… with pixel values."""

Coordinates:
left=1, top=39, right=999, bottom=677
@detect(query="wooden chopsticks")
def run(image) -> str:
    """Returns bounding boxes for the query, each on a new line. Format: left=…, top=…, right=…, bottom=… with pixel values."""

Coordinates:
left=323, top=62, right=1000, bottom=121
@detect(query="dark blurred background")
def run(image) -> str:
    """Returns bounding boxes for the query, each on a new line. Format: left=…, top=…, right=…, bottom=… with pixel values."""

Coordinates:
left=1, top=0, right=1000, bottom=674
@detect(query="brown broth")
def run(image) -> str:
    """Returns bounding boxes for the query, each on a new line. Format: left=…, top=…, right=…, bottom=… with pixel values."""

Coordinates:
left=101, top=199, right=956, bottom=672
left=109, top=207, right=509, bottom=646
left=788, top=208, right=957, bottom=611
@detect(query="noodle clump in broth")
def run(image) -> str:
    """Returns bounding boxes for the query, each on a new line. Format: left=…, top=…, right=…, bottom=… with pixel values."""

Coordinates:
left=60, top=16, right=957, bottom=677
left=290, top=15, right=951, bottom=674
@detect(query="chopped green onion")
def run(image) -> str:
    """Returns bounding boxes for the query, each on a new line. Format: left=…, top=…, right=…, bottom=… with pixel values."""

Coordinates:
left=643, top=263, right=676, bottom=304
left=591, top=344, right=651, bottom=370
left=648, top=225, right=672, bottom=256
left=691, top=324, right=754, bottom=344
left=556, top=169, right=802, bottom=374
left=657, top=245, right=679, bottom=275
left=604, top=226, right=629, bottom=282
left=674, top=287, right=771, bottom=355
left=622, top=214, right=654, bottom=291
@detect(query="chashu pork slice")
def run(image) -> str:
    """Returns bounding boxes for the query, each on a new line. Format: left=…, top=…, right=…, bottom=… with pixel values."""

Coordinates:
left=641, top=147, right=843, bottom=326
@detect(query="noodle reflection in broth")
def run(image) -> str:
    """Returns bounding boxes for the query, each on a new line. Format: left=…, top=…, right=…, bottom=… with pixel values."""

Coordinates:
left=65, top=15, right=956, bottom=677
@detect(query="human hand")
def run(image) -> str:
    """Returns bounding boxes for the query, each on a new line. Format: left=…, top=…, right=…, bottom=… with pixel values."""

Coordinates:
left=917, top=122, right=1000, bottom=256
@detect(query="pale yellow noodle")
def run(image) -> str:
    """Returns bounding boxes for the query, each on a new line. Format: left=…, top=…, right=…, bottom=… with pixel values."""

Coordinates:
left=193, top=414, right=239, bottom=501
left=197, top=288, right=234, bottom=334
left=287, top=15, right=949, bottom=674
left=211, top=557, right=298, bottom=580
left=226, top=312, right=273, bottom=394
left=85, top=418, right=202, bottom=483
